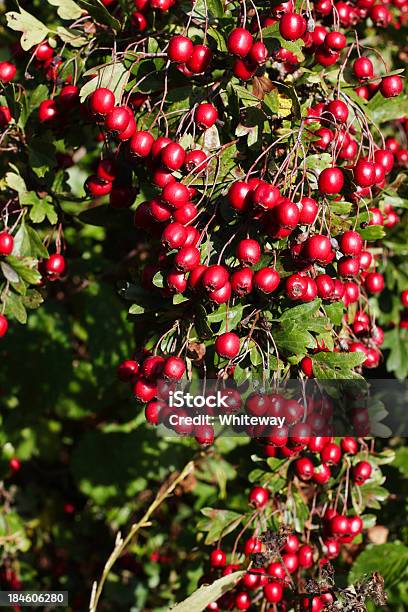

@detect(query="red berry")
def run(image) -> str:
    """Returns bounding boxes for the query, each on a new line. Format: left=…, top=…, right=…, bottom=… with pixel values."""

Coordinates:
left=236, top=239, right=261, bottom=266
left=45, top=254, right=66, bottom=277
left=286, top=273, right=307, bottom=299
left=274, top=200, right=300, bottom=228
left=380, top=75, right=403, bottom=98
left=299, top=197, right=318, bottom=224
left=58, top=85, right=79, bottom=110
left=210, top=549, right=226, bottom=568
left=232, top=58, right=257, bottom=81
left=263, top=582, right=283, bottom=603
left=316, top=274, right=334, bottom=299
left=0, top=232, right=14, bottom=256
left=298, top=544, right=314, bottom=568
left=161, top=142, right=186, bottom=171
left=235, top=592, right=251, bottom=611
left=353, top=460, right=372, bottom=485
left=318, top=167, right=344, bottom=194
left=186, top=45, right=212, bottom=73
left=173, top=203, right=198, bottom=225
left=330, top=514, right=349, bottom=536
left=231, top=268, right=253, bottom=296
left=97, top=158, right=117, bottom=183
left=304, top=234, right=332, bottom=263
left=295, top=457, right=314, bottom=480
left=166, top=268, right=187, bottom=293
left=161, top=182, right=190, bottom=208
left=325, top=31, right=347, bottom=51
left=353, top=56, right=374, bottom=80
left=0, top=61, right=16, bottom=82
left=253, top=268, right=280, bottom=294
left=248, top=485, right=269, bottom=508
left=252, top=183, right=280, bottom=209
left=0, top=313, right=8, bottom=337
left=202, top=265, right=229, bottom=291
left=38, top=99, right=58, bottom=123
left=227, top=28, right=253, bottom=57
left=326, top=99, right=348, bottom=123
left=105, top=106, right=131, bottom=133
left=117, top=359, right=139, bottom=382
left=338, top=256, right=360, bottom=278
left=300, top=356, right=314, bottom=377
left=279, top=13, right=307, bottom=41
left=0, top=106, right=11, bottom=128
left=168, top=36, right=193, bottom=63
left=321, top=442, right=342, bottom=464
left=228, top=182, right=252, bottom=212
left=282, top=552, right=298, bottom=573
left=354, top=159, right=376, bottom=187
left=313, top=463, right=331, bottom=484
left=133, top=378, right=157, bottom=402
left=85, top=175, right=112, bottom=197
left=365, top=272, right=384, bottom=294
left=195, top=103, right=218, bottom=129
left=184, top=149, right=207, bottom=172
left=215, top=332, right=240, bottom=359
left=35, top=42, right=54, bottom=61
left=163, top=356, right=186, bottom=380
left=174, top=246, right=200, bottom=272
left=89, top=88, right=115, bottom=116
left=339, top=230, right=363, bottom=256
left=249, top=41, right=268, bottom=64
left=129, top=130, right=155, bottom=157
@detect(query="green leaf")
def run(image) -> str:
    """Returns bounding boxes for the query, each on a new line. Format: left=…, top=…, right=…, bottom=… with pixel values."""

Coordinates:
left=5, top=256, right=42, bottom=285
left=231, top=85, right=260, bottom=108
left=393, top=447, right=408, bottom=476
left=359, top=225, right=385, bottom=241
left=198, top=508, right=243, bottom=545
left=2, top=291, right=27, bottom=324
left=47, top=0, right=83, bottom=19
left=325, top=302, right=345, bottom=326
left=311, top=351, right=366, bottom=379
left=26, top=194, right=58, bottom=225
left=5, top=172, right=27, bottom=194
left=382, top=326, right=408, bottom=379
left=274, top=327, right=314, bottom=356
left=349, top=543, right=408, bottom=588
left=170, top=571, right=245, bottom=612
left=367, top=94, right=408, bottom=124
left=76, top=0, right=121, bottom=31
left=18, top=84, right=49, bottom=129
left=56, top=26, right=88, bottom=47
left=6, top=9, right=49, bottom=51
left=207, top=304, right=244, bottom=334
left=80, top=61, right=128, bottom=104
left=207, top=27, right=227, bottom=52
left=28, top=138, right=57, bottom=179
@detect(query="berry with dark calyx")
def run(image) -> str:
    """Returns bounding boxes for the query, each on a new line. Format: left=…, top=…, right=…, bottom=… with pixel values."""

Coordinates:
left=253, top=267, right=280, bottom=294
left=353, top=56, right=374, bottom=80
left=236, top=239, right=261, bottom=266
left=279, top=13, right=307, bottom=41
left=215, top=332, right=240, bottom=359
left=0, top=232, right=14, bottom=256
left=129, top=130, right=155, bottom=157
left=195, top=103, right=218, bottom=129
left=338, top=256, right=360, bottom=277
left=318, top=167, right=344, bottom=194
left=249, top=42, right=268, bottom=65
left=163, top=356, right=186, bottom=380
left=202, top=265, right=229, bottom=292
left=168, top=36, right=193, bottom=63
left=339, top=230, right=363, bottom=256
left=0, top=313, right=8, bottom=337
left=380, top=75, right=403, bottom=98
left=353, top=460, right=372, bottom=485
left=252, top=183, right=280, bottom=209
left=45, top=254, right=66, bottom=277
left=141, top=355, right=165, bottom=380
left=89, top=88, right=115, bottom=116
left=174, top=246, right=200, bottom=272
left=286, top=273, right=308, bottom=299
left=173, top=203, right=198, bottom=225
left=166, top=268, right=187, bottom=293
left=133, top=378, right=158, bottom=402
left=161, top=182, right=190, bottom=208
left=161, top=142, right=186, bottom=171
left=274, top=199, right=300, bottom=228
left=227, top=28, right=253, bottom=57
left=248, top=485, right=269, bottom=508
left=231, top=268, right=253, bottom=296
left=304, top=234, right=332, bottom=263
left=85, top=175, right=112, bottom=197
left=184, top=149, right=207, bottom=172
left=162, top=222, right=187, bottom=250
left=105, top=106, right=131, bottom=133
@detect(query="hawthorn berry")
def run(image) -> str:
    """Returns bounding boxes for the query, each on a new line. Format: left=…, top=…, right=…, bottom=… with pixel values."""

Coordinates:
left=89, top=88, right=115, bottom=116
left=0, top=313, right=8, bottom=337
left=168, top=36, right=193, bottom=63
left=0, top=232, right=14, bottom=256
left=236, top=239, right=261, bottom=266
left=215, top=332, right=240, bottom=359
left=248, top=485, right=269, bottom=508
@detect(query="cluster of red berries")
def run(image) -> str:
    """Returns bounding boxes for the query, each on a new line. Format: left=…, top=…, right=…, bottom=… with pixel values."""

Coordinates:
left=353, top=55, right=403, bottom=100
left=131, top=0, right=177, bottom=33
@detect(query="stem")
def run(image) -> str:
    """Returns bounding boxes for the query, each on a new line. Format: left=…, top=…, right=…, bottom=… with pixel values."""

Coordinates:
left=89, top=461, right=195, bottom=612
